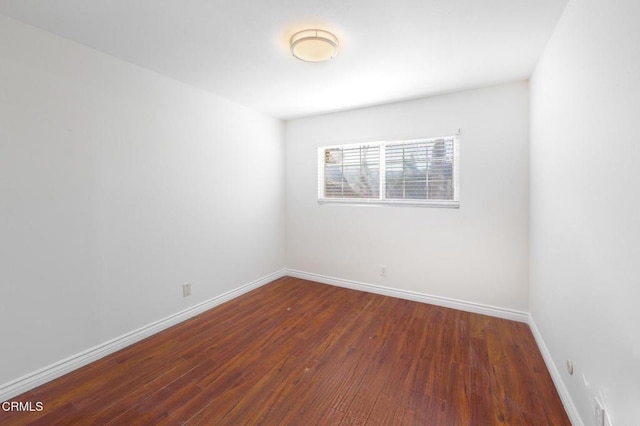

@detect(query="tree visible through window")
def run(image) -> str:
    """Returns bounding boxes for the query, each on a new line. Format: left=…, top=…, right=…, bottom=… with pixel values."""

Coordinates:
left=318, top=136, right=459, bottom=207
left=385, top=139, right=454, bottom=200
left=324, top=145, right=379, bottom=198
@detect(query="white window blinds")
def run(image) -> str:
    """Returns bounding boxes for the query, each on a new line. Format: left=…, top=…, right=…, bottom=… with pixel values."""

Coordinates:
left=324, top=145, right=380, bottom=199
left=319, top=135, right=459, bottom=207
left=385, top=138, right=455, bottom=201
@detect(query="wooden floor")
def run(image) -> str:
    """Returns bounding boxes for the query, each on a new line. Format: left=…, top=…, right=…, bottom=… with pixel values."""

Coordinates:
left=1, top=277, right=570, bottom=425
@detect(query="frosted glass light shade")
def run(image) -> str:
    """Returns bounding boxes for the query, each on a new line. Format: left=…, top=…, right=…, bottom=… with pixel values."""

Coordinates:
left=290, top=29, right=339, bottom=62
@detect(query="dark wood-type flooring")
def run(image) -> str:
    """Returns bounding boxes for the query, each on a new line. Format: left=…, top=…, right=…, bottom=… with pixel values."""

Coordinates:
left=1, top=277, right=570, bottom=425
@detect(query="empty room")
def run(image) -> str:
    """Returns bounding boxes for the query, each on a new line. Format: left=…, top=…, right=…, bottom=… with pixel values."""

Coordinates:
left=0, top=0, right=638, bottom=424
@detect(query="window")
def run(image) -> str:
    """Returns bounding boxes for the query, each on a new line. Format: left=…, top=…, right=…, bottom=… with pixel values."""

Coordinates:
left=318, top=136, right=459, bottom=207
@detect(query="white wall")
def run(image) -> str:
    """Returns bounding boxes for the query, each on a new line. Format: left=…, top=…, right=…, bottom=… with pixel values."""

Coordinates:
left=530, top=0, right=640, bottom=424
left=0, top=15, right=285, bottom=385
left=285, top=82, right=530, bottom=311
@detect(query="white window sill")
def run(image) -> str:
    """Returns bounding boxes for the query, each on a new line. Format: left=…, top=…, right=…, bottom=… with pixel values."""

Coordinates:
left=317, top=198, right=460, bottom=208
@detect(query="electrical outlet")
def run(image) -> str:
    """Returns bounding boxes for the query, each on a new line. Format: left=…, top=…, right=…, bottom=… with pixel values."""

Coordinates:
left=380, top=265, right=387, bottom=277
left=566, top=359, right=574, bottom=375
left=183, top=283, right=191, bottom=297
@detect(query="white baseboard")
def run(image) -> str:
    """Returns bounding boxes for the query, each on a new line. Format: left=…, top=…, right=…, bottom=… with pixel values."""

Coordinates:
left=284, top=269, right=529, bottom=323
left=528, top=315, right=583, bottom=426
left=0, top=269, right=286, bottom=402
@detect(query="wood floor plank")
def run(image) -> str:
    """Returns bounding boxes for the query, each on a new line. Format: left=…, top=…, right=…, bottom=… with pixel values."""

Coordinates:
left=0, top=277, right=570, bottom=425
left=366, top=391, right=405, bottom=425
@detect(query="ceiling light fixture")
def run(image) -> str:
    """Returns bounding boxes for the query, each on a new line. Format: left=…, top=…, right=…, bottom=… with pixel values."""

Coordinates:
left=290, top=29, right=339, bottom=63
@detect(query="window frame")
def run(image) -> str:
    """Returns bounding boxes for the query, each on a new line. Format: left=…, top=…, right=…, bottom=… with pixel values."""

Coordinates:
left=317, top=135, right=460, bottom=208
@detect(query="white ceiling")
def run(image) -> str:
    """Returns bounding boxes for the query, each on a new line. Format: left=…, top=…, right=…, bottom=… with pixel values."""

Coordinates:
left=0, top=0, right=568, bottom=119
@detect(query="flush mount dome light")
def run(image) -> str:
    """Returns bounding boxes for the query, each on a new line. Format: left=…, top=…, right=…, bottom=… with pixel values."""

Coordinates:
left=290, top=29, right=339, bottom=62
